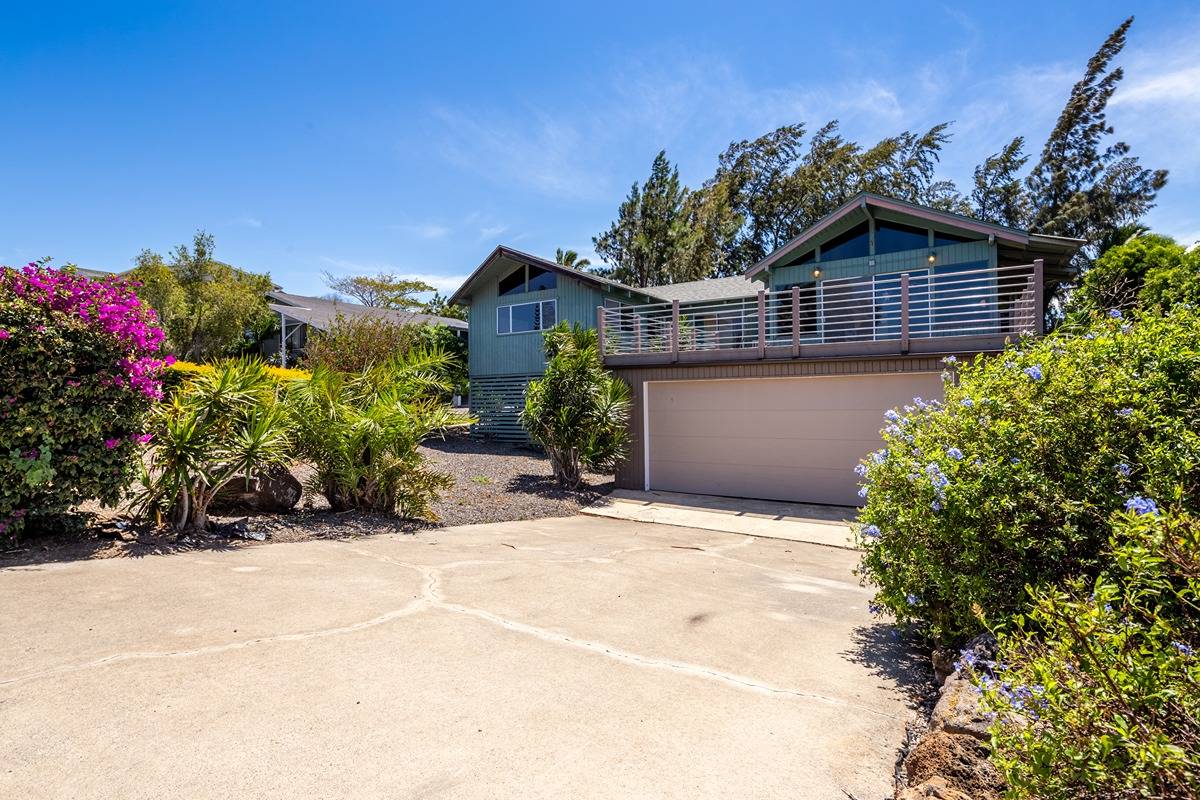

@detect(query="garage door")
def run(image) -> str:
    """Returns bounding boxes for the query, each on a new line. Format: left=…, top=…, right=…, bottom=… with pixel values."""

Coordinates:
left=645, top=373, right=944, bottom=506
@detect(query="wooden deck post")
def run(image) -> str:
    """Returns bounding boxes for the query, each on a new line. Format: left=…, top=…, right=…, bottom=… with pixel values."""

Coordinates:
left=756, top=290, right=767, bottom=358
left=670, top=300, right=680, bottom=362
left=596, top=305, right=607, bottom=357
left=900, top=273, right=910, bottom=353
left=1032, top=258, right=1045, bottom=335
left=790, top=286, right=801, bottom=358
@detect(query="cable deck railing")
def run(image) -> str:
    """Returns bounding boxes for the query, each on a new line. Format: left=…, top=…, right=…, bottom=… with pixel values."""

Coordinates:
left=599, top=260, right=1044, bottom=364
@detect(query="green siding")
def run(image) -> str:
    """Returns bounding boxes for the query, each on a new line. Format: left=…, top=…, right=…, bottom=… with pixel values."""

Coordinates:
left=466, top=255, right=623, bottom=378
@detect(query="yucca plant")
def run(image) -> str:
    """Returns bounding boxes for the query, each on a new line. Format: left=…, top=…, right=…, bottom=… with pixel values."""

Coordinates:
left=285, top=347, right=470, bottom=518
left=521, top=322, right=630, bottom=489
left=135, top=358, right=295, bottom=531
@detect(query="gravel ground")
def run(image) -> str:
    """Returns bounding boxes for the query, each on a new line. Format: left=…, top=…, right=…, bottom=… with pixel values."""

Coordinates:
left=0, top=430, right=613, bottom=567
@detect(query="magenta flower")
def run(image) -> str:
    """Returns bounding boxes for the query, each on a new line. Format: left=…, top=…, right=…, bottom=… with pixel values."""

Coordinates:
left=104, top=438, right=121, bottom=450
left=0, top=329, right=9, bottom=340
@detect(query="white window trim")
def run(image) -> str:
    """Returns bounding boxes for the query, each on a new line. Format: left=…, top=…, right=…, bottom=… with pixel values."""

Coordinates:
left=496, top=299, right=557, bottom=336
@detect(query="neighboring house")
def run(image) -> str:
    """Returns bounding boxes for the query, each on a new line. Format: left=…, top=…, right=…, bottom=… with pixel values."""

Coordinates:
left=454, top=193, right=1081, bottom=505
left=265, top=290, right=468, bottom=367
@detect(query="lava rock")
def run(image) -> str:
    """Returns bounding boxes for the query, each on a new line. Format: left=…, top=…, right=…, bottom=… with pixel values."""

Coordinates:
left=212, top=468, right=302, bottom=513
left=896, top=776, right=975, bottom=800
left=931, top=675, right=992, bottom=740
left=902, top=731, right=1004, bottom=800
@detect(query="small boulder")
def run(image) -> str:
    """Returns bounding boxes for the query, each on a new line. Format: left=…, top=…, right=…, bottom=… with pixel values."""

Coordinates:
left=931, top=675, right=991, bottom=740
left=212, top=468, right=302, bottom=513
left=903, top=731, right=1004, bottom=800
left=897, top=776, right=975, bottom=800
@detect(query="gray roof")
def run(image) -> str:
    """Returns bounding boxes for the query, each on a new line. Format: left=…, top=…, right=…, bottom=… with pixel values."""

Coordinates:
left=643, top=275, right=760, bottom=302
left=267, top=290, right=467, bottom=331
left=449, top=245, right=660, bottom=306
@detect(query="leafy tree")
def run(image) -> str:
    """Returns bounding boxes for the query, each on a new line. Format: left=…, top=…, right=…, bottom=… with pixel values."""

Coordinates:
left=1024, top=17, right=1167, bottom=255
left=304, top=314, right=424, bottom=374
left=136, top=359, right=293, bottom=532
left=130, top=231, right=273, bottom=361
left=521, top=323, right=630, bottom=488
left=286, top=350, right=468, bottom=517
left=423, top=291, right=467, bottom=321
left=322, top=271, right=435, bottom=309
left=592, top=150, right=703, bottom=287
left=555, top=248, right=591, bottom=270
left=1066, top=234, right=1199, bottom=319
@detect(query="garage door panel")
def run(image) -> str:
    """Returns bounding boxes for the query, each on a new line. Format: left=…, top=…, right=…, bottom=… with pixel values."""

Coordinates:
left=646, top=373, right=942, bottom=505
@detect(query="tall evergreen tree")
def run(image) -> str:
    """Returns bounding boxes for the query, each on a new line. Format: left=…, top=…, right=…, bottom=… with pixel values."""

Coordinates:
left=592, top=151, right=698, bottom=287
left=972, top=137, right=1032, bottom=228
left=1023, top=16, right=1167, bottom=251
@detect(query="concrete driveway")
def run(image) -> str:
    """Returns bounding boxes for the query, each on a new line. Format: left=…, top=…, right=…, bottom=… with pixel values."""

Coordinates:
left=0, top=515, right=923, bottom=799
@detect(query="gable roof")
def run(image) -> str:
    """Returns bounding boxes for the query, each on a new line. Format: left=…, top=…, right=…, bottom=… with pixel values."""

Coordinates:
left=744, top=192, right=1085, bottom=278
left=267, top=290, right=467, bottom=331
left=448, top=245, right=658, bottom=306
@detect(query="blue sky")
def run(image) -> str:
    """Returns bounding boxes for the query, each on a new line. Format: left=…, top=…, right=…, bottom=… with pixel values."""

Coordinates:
left=2, top=1, right=1198, bottom=297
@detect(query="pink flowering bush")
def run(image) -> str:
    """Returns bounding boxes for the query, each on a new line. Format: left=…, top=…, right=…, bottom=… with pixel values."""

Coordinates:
left=0, top=263, right=170, bottom=540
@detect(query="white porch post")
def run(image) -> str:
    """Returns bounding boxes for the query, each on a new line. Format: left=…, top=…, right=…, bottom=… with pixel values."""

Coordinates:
left=279, top=312, right=288, bottom=368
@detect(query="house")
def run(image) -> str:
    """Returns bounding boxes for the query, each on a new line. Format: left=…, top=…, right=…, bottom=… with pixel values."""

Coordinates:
left=452, top=193, right=1082, bottom=505
left=265, top=290, right=468, bottom=367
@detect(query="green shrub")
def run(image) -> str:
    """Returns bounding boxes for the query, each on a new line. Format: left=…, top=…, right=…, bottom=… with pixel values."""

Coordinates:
left=974, top=511, right=1199, bottom=799
left=521, top=323, right=630, bottom=488
left=303, top=313, right=423, bottom=373
left=285, top=348, right=469, bottom=517
left=135, top=359, right=294, bottom=531
left=0, top=264, right=168, bottom=541
left=856, top=307, right=1200, bottom=641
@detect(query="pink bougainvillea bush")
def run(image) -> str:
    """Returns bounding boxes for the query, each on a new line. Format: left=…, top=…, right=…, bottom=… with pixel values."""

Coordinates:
left=0, top=263, right=170, bottom=541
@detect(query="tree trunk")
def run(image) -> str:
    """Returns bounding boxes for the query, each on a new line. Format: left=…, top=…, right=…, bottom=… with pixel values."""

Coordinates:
left=549, top=447, right=582, bottom=489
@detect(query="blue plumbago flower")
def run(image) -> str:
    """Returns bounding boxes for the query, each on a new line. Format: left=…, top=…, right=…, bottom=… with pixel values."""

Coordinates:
left=973, top=459, right=983, bottom=468
left=854, top=463, right=869, bottom=477
left=1010, top=457, right=1021, bottom=465
left=907, top=472, right=920, bottom=482
left=931, top=499, right=943, bottom=512
left=884, top=409, right=902, bottom=423
left=960, top=397, right=974, bottom=408
left=1108, top=308, right=1123, bottom=319
left=1172, top=641, right=1195, bottom=656
left=868, top=601, right=885, bottom=616
left=1116, top=462, right=1132, bottom=478
left=1121, top=323, right=1133, bottom=334
left=1084, top=332, right=1097, bottom=340
left=1116, top=407, right=1134, bottom=417
left=1125, top=495, right=1159, bottom=516
left=925, top=463, right=950, bottom=489
left=904, top=405, right=915, bottom=413
left=940, top=370, right=952, bottom=381
left=858, top=485, right=869, bottom=499
left=871, top=450, right=887, bottom=465
left=905, top=593, right=919, bottom=607
left=913, top=396, right=927, bottom=409
left=955, top=649, right=978, bottom=672
left=946, top=447, right=964, bottom=461
left=943, top=355, right=958, bottom=364
left=1023, top=364, right=1044, bottom=381
left=861, top=524, right=881, bottom=539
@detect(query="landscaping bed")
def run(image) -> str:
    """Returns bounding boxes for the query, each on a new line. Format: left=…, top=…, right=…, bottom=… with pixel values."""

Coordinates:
left=0, top=430, right=612, bottom=567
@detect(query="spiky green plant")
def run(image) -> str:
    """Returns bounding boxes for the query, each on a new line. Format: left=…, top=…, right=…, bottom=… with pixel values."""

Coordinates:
left=285, top=347, right=471, bottom=518
left=521, top=323, right=630, bottom=488
left=135, top=358, right=294, bottom=531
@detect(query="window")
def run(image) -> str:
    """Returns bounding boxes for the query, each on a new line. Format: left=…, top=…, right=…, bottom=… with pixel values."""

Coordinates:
left=818, top=222, right=870, bottom=262
left=498, top=263, right=557, bottom=297
left=781, top=248, right=816, bottom=267
left=496, top=300, right=557, bottom=335
left=818, top=270, right=930, bottom=342
left=933, top=229, right=976, bottom=248
left=874, top=220, right=930, bottom=255
left=526, top=266, right=557, bottom=292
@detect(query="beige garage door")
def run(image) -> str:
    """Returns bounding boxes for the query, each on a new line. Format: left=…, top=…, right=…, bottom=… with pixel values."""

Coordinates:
left=645, top=373, right=944, bottom=506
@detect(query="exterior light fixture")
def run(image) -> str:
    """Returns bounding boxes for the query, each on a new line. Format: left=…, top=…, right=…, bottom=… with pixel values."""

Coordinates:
left=927, top=250, right=937, bottom=265
left=812, top=266, right=823, bottom=279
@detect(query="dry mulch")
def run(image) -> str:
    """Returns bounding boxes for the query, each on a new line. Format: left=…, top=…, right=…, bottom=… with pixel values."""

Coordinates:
left=0, top=430, right=612, bottom=568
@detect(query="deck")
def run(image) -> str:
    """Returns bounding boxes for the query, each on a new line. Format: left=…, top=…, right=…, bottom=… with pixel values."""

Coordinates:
left=599, top=260, right=1044, bottom=366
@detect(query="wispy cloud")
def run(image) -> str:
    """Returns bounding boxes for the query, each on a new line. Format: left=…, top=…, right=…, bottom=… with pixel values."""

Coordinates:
left=389, top=222, right=450, bottom=239
left=229, top=214, right=263, bottom=228
left=478, top=223, right=508, bottom=240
